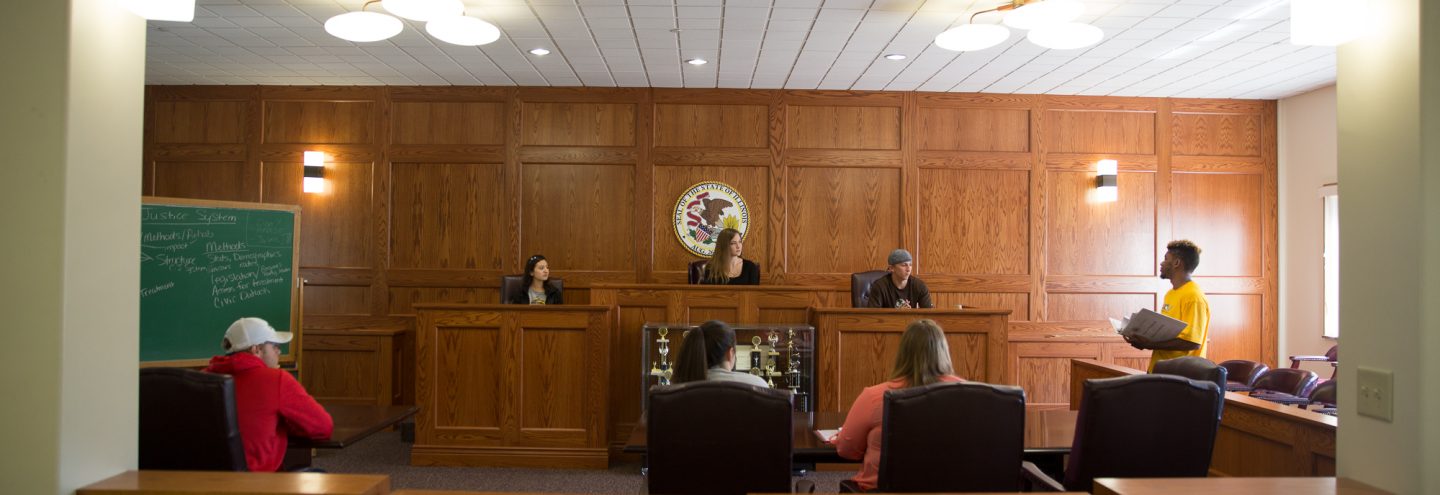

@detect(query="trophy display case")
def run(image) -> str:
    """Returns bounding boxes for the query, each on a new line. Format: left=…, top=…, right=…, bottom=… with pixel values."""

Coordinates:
left=641, top=322, right=815, bottom=412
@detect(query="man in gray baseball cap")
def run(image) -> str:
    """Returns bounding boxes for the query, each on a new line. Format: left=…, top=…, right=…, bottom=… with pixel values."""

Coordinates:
left=864, top=248, right=934, bottom=309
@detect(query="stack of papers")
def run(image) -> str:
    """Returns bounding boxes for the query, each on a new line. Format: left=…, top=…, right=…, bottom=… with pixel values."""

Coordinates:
left=1109, top=308, right=1188, bottom=341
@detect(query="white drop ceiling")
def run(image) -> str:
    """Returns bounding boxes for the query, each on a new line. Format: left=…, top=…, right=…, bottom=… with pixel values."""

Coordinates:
left=144, top=0, right=1335, bottom=99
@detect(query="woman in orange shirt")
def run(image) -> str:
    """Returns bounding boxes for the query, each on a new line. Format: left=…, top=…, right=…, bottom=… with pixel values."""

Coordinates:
left=833, top=319, right=964, bottom=491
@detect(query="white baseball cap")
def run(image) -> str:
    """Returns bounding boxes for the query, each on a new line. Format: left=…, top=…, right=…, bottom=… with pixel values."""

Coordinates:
left=223, top=317, right=293, bottom=353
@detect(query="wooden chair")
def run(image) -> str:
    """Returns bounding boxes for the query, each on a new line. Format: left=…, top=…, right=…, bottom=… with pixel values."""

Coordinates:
left=646, top=381, right=803, bottom=495
left=850, top=270, right=890, bottom=308
left=139, top=368, right=248, bottom=471
left=1218, top=359, right=1270, bottom=392
left=865, top=382, right=1026, bottom=493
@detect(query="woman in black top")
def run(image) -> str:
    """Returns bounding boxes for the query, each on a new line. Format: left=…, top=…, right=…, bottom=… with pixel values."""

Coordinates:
left=698, top=228, right=760, bottom=285
left=509, top=254, right=563, bottom=305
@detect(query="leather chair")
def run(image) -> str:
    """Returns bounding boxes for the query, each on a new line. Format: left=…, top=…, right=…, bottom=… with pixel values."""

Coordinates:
left=1290, top=344, right=1338, bottom=381
left=139, top=367, right=248, bottom=471
left=1308, top=379, right=1338, bottom=408
left=850, top=270, right=890, bottom=308
left=1153, top=356, right=1229, bottom=392
left=687, top=259, right=708, bottom=284
left=499, top=275, right=563, bottom=304
left=873, top=382, right=1027, bottom=492
left=1219, top=359, right=1270, bottom=392
left=1251, top=368, right=1319, bottom=398
left=647, top=381, right=796, bottom=495
left=1023, top=374, right=1223, bottom=492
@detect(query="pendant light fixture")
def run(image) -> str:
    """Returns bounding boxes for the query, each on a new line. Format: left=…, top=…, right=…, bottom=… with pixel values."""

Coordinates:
left=325, top=0, right=502, bottom=46
left=324, top=1, right=403, bottom=43
left=935, top=0, right=1104, bottom=52
left=426, top=15, right=502, bottom=46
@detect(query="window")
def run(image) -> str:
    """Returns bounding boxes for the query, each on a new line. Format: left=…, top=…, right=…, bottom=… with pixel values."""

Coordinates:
left=1321, top=184, right=1339, bottom=338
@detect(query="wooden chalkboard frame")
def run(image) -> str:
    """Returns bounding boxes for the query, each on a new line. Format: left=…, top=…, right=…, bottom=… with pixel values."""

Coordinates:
left=140, top=196, right=302, bottom=368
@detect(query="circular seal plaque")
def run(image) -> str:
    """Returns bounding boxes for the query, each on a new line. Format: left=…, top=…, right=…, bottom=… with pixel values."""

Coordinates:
left=672, top=181, right=750, bottom=257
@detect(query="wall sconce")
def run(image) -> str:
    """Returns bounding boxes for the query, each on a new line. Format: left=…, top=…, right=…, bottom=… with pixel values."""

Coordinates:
left=303, top=151, right=326, bottom=194
left=1095, top=159, right=1118, bottom=203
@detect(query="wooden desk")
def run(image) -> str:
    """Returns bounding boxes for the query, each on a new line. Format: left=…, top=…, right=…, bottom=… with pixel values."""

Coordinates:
left=810, top=308, right=1010, bottom=412
left=1093, top=477, right=1390, bottom=495
left=77, top=471, right=389, bottom=495
left=284, top=403, right=419, bottom=470
left=412, top=304, right=612, bottom=469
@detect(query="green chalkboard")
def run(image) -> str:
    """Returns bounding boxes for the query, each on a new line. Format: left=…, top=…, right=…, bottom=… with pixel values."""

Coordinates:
left=140, top=198, right=300, bottom=365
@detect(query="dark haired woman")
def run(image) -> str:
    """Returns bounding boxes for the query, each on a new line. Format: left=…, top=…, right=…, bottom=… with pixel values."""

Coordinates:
left=509, top=254, right=563, bottom=305
left=670, top=320, right=767, bottom=387
left=833, top=319, right=963, bottom=491
left=698, top=228, right=760, bottom=285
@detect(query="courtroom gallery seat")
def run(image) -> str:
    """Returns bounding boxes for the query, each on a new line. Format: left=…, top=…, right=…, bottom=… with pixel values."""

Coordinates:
left=1218, top=359, right=1270, bottom=392
left=498, top=275, right=564, bottom=304
left=139, top=367, right=248, bottom=471
left=646, top=381, right=797, bottom=495
left=1153, top=356, right=1228, bottom=392
left=869, top=382, right=1027, bottom=493
left=1023, top=374, right=1223, bottom=492
left=1289, top=344, right=1338, bottom=381
left=1251, top=368, right=1320, bottom=398
left=850, top=270, right=890, bottom=308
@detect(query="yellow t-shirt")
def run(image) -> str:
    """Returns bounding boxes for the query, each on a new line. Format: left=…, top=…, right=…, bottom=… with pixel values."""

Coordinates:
left=1148, top=280, right=1211, bottom=371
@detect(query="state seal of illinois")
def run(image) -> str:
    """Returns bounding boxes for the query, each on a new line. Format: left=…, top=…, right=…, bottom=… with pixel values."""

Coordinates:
left=672, top=181, right=750, bottom=257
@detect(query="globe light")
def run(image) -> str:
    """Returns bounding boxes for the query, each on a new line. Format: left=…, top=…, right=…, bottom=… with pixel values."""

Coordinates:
left=324, top=11, right=403, bottom=43
left=425, top=15, right=502, bottom=46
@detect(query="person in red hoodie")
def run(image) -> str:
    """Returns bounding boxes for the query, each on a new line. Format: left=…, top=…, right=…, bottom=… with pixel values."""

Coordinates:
left=204, top=317, right=333, bottom=472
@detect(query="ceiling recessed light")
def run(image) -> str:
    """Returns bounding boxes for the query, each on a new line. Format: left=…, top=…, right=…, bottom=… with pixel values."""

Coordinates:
left=884, top=53, right=907, bottom=60
left=685, top=58, right=707, bottom=65
left=529, top=48, right=550, bottom=55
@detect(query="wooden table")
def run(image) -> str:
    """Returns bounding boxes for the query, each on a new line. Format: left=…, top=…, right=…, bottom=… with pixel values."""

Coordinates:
left=77, top=470, right=390, bottom=495
left=1093, top=477, right=1390, bottom=495
left=282, top=403, right=419, bottom=470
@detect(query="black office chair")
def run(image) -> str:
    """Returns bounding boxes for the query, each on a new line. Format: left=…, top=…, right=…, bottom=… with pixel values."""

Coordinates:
left=139, top=367, right=248, bottom=471
left=867, top=382, right=1026, bottom=493
left=647, top=381, right=800, bottom=494
left=499, top=275, right=564, bottom=304
left=687, top=259, right=708, bottom=284
left=850, top=270, right=890, bottom=308
left=1153, top=356, right=1229, bottom=392
left=1024, top=374, right=1223, bottom=492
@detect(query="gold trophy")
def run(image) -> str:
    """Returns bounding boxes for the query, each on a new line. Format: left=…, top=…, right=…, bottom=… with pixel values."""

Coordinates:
left=750, top=335, right=764, bottom=376
left=655, top=327, right=672, bottom=385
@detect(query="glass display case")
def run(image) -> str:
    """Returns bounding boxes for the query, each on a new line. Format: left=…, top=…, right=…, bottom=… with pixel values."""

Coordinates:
left=641, top=322, right=815, bottom=412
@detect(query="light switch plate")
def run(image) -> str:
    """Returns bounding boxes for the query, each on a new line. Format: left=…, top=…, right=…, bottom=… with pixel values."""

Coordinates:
left=1357, top=366, right=1394, bottom=422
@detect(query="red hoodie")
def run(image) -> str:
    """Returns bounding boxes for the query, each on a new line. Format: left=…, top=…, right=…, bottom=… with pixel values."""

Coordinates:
left=205, top=352, right=333, bottom=472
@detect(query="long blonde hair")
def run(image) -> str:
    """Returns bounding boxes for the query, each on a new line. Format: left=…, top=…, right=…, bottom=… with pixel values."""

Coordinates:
left=890, top=319, right=954, bottom=387
left=702, top=228, right=742, bottom=284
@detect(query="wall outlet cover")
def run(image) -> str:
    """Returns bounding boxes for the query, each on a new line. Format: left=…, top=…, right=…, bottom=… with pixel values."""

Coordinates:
left=1356, top=366, right=1394, bottom=422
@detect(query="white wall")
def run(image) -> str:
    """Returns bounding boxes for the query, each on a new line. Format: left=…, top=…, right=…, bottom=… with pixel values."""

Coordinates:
left=1336, top=0, right=1440, bottom=491
left=0, top=0, right=144, bottom=493
left=1278, top=86, right=1339, bottom=376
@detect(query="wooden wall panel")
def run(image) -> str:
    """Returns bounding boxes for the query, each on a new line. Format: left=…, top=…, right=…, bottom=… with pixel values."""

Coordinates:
left=520, top=328, right=586, bottom=429
left=262, top=161, right=373, bottom=268
left=1047, top=293, right=1156, bottom=321
left=434, top=326, right=503, bottom=428
left=152, top=161, right=249, bottom=201
left=932, top=292, right=1029, bottom=320
left=262, top=101, right=373, bottom=144
left=786, top=167, right=901, bottom=273
left=919, top=169, right=1029, bottom=275
left=304, top=286, right=371, bottom=315
left=389, top=288, right=494, bottom=315
left=1172, top=172, right=1263, bottom=277
left=390, top=162, right=506, bottom=270
left=522, top=103, right=636, bottom=146
left=152, top=101, right=246, bottom=144
left=1172, top=113, right=1262, bottom=157
left=651, top=165, right=770, bottom=273
left=917, top=107, right=1029, bottom=152
left=391, top=102, right=506, bottom=145
left=788, top=106, right=901, bottom=150
left=1204, top=294, right=1263, bottom=364
left=1047, top=110, right=1155, bottom=154
left=1046, top=171, right=1156, bottom=276
left=653, top=104, right=767, bottom=148
left=522, top=163, right=635, bottom=272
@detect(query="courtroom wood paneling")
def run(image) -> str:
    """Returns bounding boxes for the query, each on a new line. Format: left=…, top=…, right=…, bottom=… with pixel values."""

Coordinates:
left=434, top=325, right=503, bottom=429
left=390, top=162, right=506, bottom=270
left=786, top=167, right=901, bottom=273
left=1172, top=172, right=1263, bottom=277
left=653, top=104, right=767, bottom=148
left=1014, top=342, right=1100, bottom=405
left=1204, top=293, right=1263, bottom=365
left=304, top=286, right=372, bottom=315
left=152, top=161, right=249, bottom=201
left=918, top=169, right=1029, bottom=275
left=1046, top=293, right=1155, bottom=321
left=788, top=105, right=901, bottom=150
left=262, top=161, right=374, bottom=268
left=917, top=107, right=1030, bottom=152
left=522, top=163, right=636, bottom=272
left=1046, top=171, right=1156, bottom=276
left=263, top=101, right=374, bottom=144
left=932, top=292, right=1029, bottom=321
left=391, top=101, right=506, bottom=145
left=832, top=330, right=991, bottom=405
left=1172, top=112, right=1262, bottom=157
left=389, top=288, right=496, bottom=315
left=303, top=349, right=379, bottom=403
left=522, top=102, right=636, bottom=146
left=520, top=328, right=587, bottom=429
left=152, top=100, right=247, bottom=144
left=651, top=165, right=770, bottom=274
left=1046, top=110, right=1156, bottom=154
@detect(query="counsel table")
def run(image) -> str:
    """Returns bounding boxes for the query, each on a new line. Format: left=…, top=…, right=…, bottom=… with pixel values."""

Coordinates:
left=1092, top=477, right=1390, bottom=495
left=283, top=403, right=419, bottom=470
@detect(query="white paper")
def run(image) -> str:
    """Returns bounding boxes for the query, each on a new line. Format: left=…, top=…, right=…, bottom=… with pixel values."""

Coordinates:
left=815, top=428, right=840, bottom=443
left=1113, top=308, right=1187, bottom=341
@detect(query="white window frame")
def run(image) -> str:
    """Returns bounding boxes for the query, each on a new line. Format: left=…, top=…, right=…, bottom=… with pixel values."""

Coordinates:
left=1320, top=184, right=1339, bottom=339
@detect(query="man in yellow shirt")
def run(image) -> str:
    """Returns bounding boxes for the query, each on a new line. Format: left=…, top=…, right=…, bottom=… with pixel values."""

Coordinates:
left=1127, top=240, right=1211, bottom=371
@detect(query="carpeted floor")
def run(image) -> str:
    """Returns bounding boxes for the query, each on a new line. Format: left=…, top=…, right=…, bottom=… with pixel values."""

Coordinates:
left=312, top=429, right=853, bottom=493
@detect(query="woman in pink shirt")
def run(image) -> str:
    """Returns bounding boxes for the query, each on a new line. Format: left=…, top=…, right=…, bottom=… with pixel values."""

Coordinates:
left=833, top=319, right=963, bottom=491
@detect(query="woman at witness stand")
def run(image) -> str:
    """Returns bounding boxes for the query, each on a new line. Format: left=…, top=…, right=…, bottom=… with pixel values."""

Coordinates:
left=509, top=254, right=563, bottom=305
left=699, top=228, right=761, bottom=285
left=833, top=319, right=963, bottom=491
left=670, top=320, right=768, bottom=387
